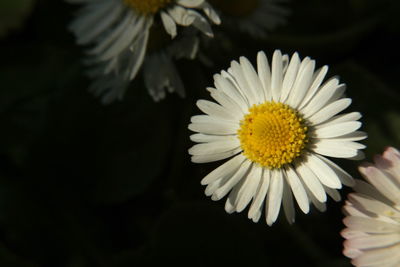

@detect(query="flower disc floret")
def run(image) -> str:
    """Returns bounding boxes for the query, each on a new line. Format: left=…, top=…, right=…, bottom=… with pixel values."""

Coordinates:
left=238, top=101, right=308, bottom=168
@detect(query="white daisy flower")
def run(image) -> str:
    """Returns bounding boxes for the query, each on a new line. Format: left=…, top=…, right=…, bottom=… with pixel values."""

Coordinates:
left=67, top=0, right=220, bottom=104
left=208, top=0, right=290, bottom=39
left=342, top=147, right=400, bottom=267
left=188, top=50, right=366, bottom=225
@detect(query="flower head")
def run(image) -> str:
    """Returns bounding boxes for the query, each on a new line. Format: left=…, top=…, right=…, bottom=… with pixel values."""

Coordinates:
left=188, top=50, right=366, bottom=225
left=67, top=0, right=220, bottom=104
left=342, top=147, right=400, bottom=266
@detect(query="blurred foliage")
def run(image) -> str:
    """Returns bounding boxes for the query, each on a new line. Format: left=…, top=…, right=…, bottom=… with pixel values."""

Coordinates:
left=0, top=0, right=399, bottom=266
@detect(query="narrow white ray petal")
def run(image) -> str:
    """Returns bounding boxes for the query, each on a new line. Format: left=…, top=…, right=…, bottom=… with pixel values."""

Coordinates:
left=315, top=131, right=367, bottom=142
left=213, top=160, right=252, bottom=200
left=76, top=2, right=123, bottom=45
left=230, top=60, right=258, bottom=105
left=344, top=216, right=400, bottom=233
left=307, top=98, right=352, bottom=126
left=190, top=133, right=234, bottom=143
left=188, top=139, right=240, bottom=156
left=188, top=121, right=239, bottom=135
left=270, top=50, right=283, bottom=102
left=323, top=186, right=341, bottom=201
left=353, top=179, right=390, bottom=205
left=353, top=244, right=400, bottom=266
left=191, top=147, right=242, bottom=163
left=240, top=56, right=265, bottom=103
left=257, top=51, right=272, bottom=101
left=347, top=234, right=400, bottom=250
left=313, top=112, right=362, bottom=129
left=349, top=193, right=400, bottom=219
left=318, top=156, right=355, bottom=186
left=248, top=169, right=270, bottom=219
left=160, top=11, right=177, bottom=38
left=196, top=99, right=237, bottom=121
left=359, top=164, right=400, bottom=204
left=199, top=2, right=221, bottom=24
left=298, top=65, right=329, bottom=109
left=87, top=11, right=134, bottom=56
left=167, top=5, right=196, bottom=26
left=214, top=74, right=249, bottom=112
left=304, top=153, right=342, bottom=189
left=284, top=165, right=309, bottom=213
left=235, top=165, right=263, bottom=212
left=295, top=160, right=327, bottom=202
left=186, top=9, right=214, bottom=37
left=201, top=154, right=246, bottom=185
left=312, top=121, right=362, bottom=139
left=266, top=170, right=284, bottom=226
left=280, top=52, right=300, bottom=103
left=208, top=89, right=244, bottom=120
left=311, top=140, right=361, bottom=158
left=300, top=77, right=339, bottom=116
left=287, top=59, right=315, bottom=109
left=282, top=174, right=295, bottom=224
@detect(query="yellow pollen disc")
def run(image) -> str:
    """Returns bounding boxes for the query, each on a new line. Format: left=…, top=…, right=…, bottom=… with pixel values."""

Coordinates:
left=123, top=0, right=173, bottom=15
left=238, top=102, right=308, bottom=169
left=208, top=0, right=259, bottom=17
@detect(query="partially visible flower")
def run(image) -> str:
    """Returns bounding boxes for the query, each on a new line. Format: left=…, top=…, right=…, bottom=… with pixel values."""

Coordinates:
left=67, top=0, right=220, bottom=104
left=188, top=50, right=366, bottom=226
left=208, top=0, right=290, bottom=39
left=342, top=147, right=400, bottom=267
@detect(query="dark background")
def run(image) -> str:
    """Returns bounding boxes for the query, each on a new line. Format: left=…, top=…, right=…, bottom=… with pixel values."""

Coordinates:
left=0, top=0, right=400, bottom=266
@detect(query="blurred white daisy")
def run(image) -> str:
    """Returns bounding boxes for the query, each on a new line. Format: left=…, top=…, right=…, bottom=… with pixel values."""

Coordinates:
left=208, top=0, right=290, bottom=38
left=67, top=0, right=220, bottom=104
left=342, top=147, right=400, bottom=266
left=188, top=50, right=366, bottom=225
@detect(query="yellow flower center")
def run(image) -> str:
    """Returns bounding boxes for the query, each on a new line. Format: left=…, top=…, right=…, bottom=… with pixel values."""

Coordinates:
left=208, top=0, right=259, bottom=17
left=238, top=102, right=308, bottom=169
left=123, top=0, right=173, bottom=15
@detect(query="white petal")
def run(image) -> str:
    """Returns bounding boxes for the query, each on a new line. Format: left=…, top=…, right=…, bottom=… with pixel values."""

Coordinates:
left=188, top=139, right=240, bottom=156
left=191, top=147, right=242, bottom=163
left=235, top=165, right=263, bottom=212
left=201, top=154, right=246, bottom=185
left=305, top=153, right=342, bottom=189
left=266, top=170, right=284, bottom=226
left=230, top=60, right=257, bottom=105
left=298, top=65, right=329, bottom=109
left=214, top=74, right=248, bottom=112
left=196, top=99, right=237, bottom=121
left=240, top=56, right=265, bottom=103
left=280, top=52, right=300, bottom=103
left=312, top=121, right=362, bottom=139
left=160, top=11, right=177, bottom=38
left=248, top=169, right=270, bottom=220
left=313, top=112, right=362, bottom=129
left=318, top=156, right=355, bottom=186
left=257, top=51, right=272, bottom=101
left=287, top=59, right=315, bottom=109
left=307, top=98, right=352, bottom=126
left=282, top=175, right=295, bottom=224
left=188, top=120, right=238, bottom=135
left=359, top=164, right=400, bottom=204
left=284, top=165, right=309, bottom=213
left=190, top=133, right=231, bottom=143
left=311, top=140, right=361, bottom=158
left=213, top=160, right=252, bottom=200
left=270, top=50, right=283, bottom=102
left=343, top=216, right=400, bottom=233
left=295, top=160, right=327, bottom=202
